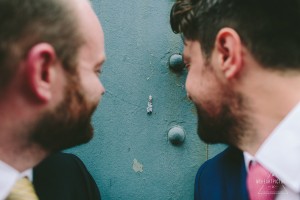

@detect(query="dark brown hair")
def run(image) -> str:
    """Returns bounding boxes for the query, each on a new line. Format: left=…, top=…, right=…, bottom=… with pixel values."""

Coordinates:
left=0, top=0, right=83, bottom=88
left=170, top=0, right=300, bottom=70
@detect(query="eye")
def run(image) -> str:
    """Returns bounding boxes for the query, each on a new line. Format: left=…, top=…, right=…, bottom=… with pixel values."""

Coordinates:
left=95, top=68, right=103, bottom=76
left=185, top=63, right=191, bottom=71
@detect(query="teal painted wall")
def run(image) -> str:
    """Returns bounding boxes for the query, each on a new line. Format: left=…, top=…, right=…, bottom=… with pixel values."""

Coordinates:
left=67, top=0, right=226, bottom=199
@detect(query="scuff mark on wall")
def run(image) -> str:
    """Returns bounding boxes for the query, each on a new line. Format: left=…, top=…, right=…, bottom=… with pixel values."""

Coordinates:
left=133, top=159, right=144, bottom=173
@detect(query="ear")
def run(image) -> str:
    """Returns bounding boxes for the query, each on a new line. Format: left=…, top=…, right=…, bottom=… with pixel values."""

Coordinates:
left=24, top=43, right=57, bottom=102
left=215, top=28, right=243, bottom=79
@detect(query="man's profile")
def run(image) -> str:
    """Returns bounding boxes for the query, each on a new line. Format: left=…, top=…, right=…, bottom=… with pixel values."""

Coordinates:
left=0, top=0, right=105, bottom=199
left=170, top=0, right=300, bottom=199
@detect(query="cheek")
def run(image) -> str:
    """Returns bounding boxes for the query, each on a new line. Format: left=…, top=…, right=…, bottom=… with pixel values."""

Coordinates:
left=185, top=69, right=220, bottom=107
left=81, top=75, right=104, bottom=102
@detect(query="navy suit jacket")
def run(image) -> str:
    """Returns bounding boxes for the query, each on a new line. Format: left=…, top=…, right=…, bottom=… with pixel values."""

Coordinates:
left=194, top=147, right=249, bottom=200
left=33, top=152, right=101, bottom=200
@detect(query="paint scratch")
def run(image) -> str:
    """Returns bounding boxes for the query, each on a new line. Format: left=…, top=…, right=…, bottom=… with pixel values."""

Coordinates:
left=133, top=159, right=143, bottom=173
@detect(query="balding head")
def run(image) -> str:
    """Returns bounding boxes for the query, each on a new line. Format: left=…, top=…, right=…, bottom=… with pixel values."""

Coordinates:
left=0, top=0, right=85, bottom=91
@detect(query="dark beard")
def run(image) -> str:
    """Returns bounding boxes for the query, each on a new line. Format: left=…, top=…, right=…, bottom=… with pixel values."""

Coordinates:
left=31, top=79, right=97, bottom=152
left=196, top=92, right=251, bottom=146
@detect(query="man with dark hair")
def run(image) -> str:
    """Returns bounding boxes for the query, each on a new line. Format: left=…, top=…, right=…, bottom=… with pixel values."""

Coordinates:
left=170, top=0, right=300, bottom=199
left=0, top=0, right=104, bottom=199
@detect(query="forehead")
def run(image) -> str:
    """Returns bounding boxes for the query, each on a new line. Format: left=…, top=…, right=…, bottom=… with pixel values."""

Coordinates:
left=73, top=0, right=105, bottom=58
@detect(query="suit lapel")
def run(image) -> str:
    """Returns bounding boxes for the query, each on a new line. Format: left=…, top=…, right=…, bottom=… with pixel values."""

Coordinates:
left=224, top=147, right=249, bottom=200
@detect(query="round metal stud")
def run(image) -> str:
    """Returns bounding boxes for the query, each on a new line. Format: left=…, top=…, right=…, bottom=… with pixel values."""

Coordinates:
left=169, top=54, right=185, bottom=72
left=168, top=126, right=186, bottom=145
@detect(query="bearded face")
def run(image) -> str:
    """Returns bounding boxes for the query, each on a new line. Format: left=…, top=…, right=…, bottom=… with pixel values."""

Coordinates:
left=183, top=40, right=254, bottom=146
left=194, top=88, right=251, bottom=146
left=31, top=74, right=98, bottom=152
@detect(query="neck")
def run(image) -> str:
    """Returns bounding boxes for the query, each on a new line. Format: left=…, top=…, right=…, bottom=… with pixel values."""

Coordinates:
left=0, top=142, right=48, bottom=172
left=0, top=95, right=48, bottom=172
left=237, top=68, right=300, bottom=155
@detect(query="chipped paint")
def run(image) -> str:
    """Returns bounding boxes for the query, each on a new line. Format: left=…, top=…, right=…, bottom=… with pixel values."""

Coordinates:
left=146, top=95, right=153, bottom=114
left=133, top=159, right=143, bottom=173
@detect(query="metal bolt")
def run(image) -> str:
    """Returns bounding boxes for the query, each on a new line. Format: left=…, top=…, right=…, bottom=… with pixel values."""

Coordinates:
left=168, top=126, right=186, bottom=145
left=169, top=54, right=185, bottom=72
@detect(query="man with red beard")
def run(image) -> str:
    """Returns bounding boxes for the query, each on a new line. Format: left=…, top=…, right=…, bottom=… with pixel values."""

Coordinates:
left=0, top=0, right=105, bottom=199
left=170, top=0, right=300, bottom=199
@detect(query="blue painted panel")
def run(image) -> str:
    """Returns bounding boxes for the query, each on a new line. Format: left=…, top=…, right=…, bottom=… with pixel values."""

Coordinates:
left=67, top=0, right=225, bottom=199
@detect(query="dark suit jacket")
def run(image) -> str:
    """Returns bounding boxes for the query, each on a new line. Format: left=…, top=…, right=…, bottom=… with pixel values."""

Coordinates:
left=33, top=152, right=101, bottom=200
left=194, top=147, right=249, bottom=200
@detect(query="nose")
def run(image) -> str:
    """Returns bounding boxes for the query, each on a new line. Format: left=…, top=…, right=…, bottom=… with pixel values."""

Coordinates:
left=100, top=83, right=105, bottom=95
left=98, top=80, right=105, bottom=96
left=186, top=92, right=192, bottom=101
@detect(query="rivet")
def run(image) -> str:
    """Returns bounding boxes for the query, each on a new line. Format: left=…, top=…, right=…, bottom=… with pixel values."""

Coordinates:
left=169, top=54, right=184, bottom=72
left=168, top=126, right=186, bottom=145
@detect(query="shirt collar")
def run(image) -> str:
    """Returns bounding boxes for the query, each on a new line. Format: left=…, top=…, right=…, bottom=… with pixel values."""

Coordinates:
left=0, top=160, right=33, bottom=200
left=252, top=102, right=300, bottom=193
left=243, top=151, right=254, bottom=172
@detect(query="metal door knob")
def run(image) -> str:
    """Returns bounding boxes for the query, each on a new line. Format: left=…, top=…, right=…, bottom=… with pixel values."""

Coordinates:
left=168, top=126, right=186, bottom=145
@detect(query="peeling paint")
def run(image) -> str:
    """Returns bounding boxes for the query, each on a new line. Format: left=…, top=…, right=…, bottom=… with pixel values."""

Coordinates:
left=133, top=159, right=143, bottom=173
left=146, top=95, right=153, bottom=114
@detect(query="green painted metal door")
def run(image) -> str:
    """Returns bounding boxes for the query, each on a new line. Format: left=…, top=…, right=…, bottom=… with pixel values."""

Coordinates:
left=68, top=0, right=226, bottom=199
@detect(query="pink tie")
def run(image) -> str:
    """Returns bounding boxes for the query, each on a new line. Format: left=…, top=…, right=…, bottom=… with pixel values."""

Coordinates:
left=247, top=162, right=282, bottom=200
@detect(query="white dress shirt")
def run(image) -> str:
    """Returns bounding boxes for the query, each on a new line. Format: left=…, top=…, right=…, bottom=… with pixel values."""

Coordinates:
left=244, top=102, right=300, bottom=200
left=0, top=161, right=32, bottom=200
